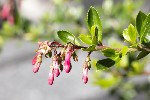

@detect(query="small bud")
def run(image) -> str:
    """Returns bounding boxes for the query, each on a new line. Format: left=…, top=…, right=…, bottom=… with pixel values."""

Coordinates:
left=32, top=55, right=37, bottom=65
left=33, top=63, right=41, bottom=73
left=64, top=52, right=71, bottom=73
left=54, top=69, right=60, bottom=77
left=52, top=56, right=60, bottom=77
left=48, top=66, right=54, bottom=85
left=64, top=45, right=73, bottom=73
left=82, top=75, right=88, bottom=84
left=82, top=67, right=88, bottom=84
left=32, top=53, right=42, bottom=73
left=33, top=67, right=39, bottom=73
left=48, top=72, right=54, bottom=85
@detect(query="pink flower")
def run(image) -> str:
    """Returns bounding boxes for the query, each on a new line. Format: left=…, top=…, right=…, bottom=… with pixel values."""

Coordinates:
left=64, top=51, right=72, bottom=73
left=82, top=67, right=88, bottom=84
left=33, top=63, right=41, bottom=73
left=32, top=55, right=37, bottom=65
left=32, top=54, right=42, bottom=73
left=52, top=56, right=60, bottom=77
left=48, top=68, right=54, bottom=85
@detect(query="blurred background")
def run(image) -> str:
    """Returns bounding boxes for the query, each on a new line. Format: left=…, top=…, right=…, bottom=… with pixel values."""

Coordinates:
left=0, top=0, right=150, bottom=100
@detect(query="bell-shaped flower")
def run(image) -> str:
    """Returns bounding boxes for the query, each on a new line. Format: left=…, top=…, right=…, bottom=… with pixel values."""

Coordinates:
left=82, top=67, right=88, bottom=84
left=32, top=55, right=37, bottom=65
left=64, top=46, right=72, bottom=73
left=52, top=56, right=60, bottom=77
left=48, top=67, right=54, bottom=85
left=32, top=53, right=42, bottom=73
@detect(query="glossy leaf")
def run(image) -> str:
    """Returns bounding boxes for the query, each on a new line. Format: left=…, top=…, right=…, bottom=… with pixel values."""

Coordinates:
left=136, top=11, right=147, bottom=35
left=57, top=31, right=80, bottom=45
left=123, top=24, right=137, bottom=44
left=140, top=14, right=150, bottom=43
left=87, top=6, right=102, bottom=43
left=137, top=51, right=149, bottom=60
left=78, top=34, right=92, bottom=45
left=96, top=58, right=115, bottom=70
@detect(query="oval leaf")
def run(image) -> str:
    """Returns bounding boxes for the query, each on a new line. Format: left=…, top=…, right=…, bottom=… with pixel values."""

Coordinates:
left=140, top=14, right=150, bottom=43
left=123, top=24, right=137, bottom=44
left=96, top=58, right=115, bottom=70
left=78, top=34, right=92, bottom=45
left=57, top=31, right=80, bottom=45
left=136, top=11, right=147, bottom=35
left=87, top=6, right=102, bottom=43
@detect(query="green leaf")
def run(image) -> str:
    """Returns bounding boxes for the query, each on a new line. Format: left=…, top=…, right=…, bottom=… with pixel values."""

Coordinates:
left=96, top=58, right=115, bottom=70
left=92, top=27, right=99, bottom=44
left=82, top=45, right=96, bottom=51
left=87, top=6, right=102, bottom=43
left=123, top=24, right=137, bottom=44
left=102, top=48, right=116, bottom=57
left=137, top=51, right=149, bottom=60
left=57, top=31, right=80, bottom=45
left=136, top=11, right=147, bottom=35
left=140, top=14, right=150, bottom=43
left=78, top=34, right=92, bottom=45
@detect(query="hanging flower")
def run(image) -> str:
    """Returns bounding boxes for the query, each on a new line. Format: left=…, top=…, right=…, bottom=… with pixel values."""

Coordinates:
left=52, top=56, right=60, bottom=77
left=32, top=53, right=42, bottom=73
left=82, top=67, right=88, bottom=84
left=48, top=66, right=54, bottom=85
left=64, top=45, right=73, bottom=73
left=82, top=56, right=91, bottom=84
left=32, top=55, right=37, bottom=65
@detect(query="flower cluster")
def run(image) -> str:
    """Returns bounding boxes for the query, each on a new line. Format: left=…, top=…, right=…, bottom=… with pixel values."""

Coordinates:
left=32, top=41, right=91, bottom=85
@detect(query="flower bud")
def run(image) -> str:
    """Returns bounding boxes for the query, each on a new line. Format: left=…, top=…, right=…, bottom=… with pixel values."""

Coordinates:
left=32, top=54, right=42, bottom=73
left=48, top=65, right=55, bottom=85
left=82, top=67, right=88, bottom=84
left=52, top=56, right=60, bottom=77
left=33, top=62, right=41, bottom=73
left=48, top=71, right=54, bottom=85
left=54, top=69, right=60, bottom=77
left=64, top=45, right=73, bottom=73
left=32, top=55, right=37, bottom=65
left=64, top=51, right=71, bottom=73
